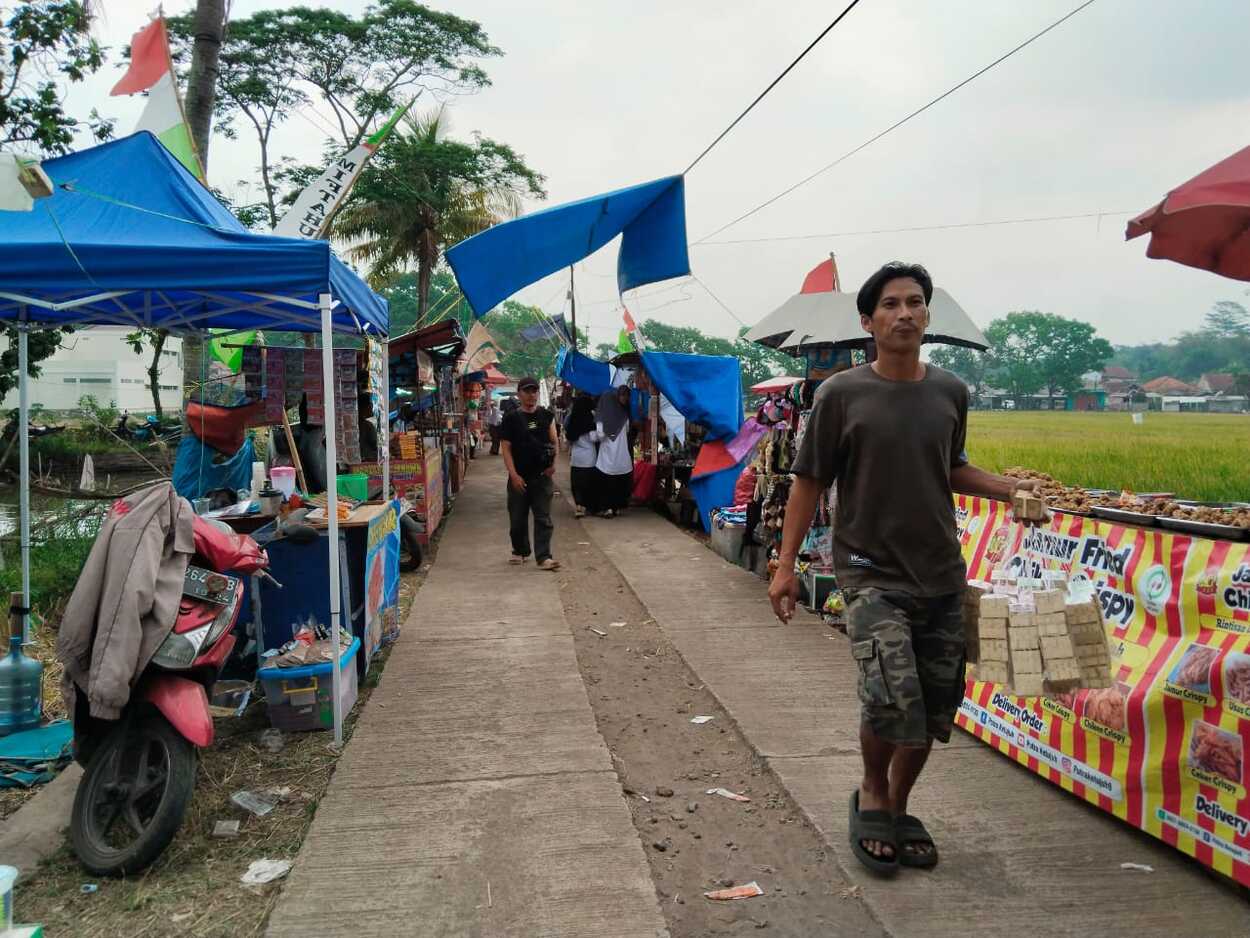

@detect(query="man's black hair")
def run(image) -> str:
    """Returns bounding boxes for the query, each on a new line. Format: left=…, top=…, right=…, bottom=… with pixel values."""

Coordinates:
left=855, top=262, right=933, bottom=317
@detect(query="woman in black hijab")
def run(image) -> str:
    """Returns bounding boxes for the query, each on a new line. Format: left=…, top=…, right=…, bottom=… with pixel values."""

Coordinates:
left=564, top=392, right=599, bottom=517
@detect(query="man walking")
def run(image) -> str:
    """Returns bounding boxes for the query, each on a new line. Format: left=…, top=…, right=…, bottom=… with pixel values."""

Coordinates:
left=499, top=376, right=561, bottom=571
left=485, top=397, right=503, bottom=455
left=768, top=262, right=1041, bottom=875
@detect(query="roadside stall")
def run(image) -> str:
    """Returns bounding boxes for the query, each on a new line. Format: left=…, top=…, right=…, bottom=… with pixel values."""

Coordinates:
left=355, top=319, right=467, bottom=546
left=0, top=132, right=388, bottom=748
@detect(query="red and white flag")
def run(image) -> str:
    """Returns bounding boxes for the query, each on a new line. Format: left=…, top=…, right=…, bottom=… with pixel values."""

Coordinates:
left=622, top=307, right=647, bottom=350
left=110, top=18, right=203, bottom=180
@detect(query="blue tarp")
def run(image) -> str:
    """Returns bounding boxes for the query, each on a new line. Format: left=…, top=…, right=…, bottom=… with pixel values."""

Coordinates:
left=0, top=720, right=72, bottom=788
left=446, top=176, right=689, bottom=317
left=0, top=133, right=388, bottom=335
left=689, top=466, right=741, bottom=534
left=639, top=350, right=742, bottom=441
left=173, top=434, right=257, bottom=501
left=556, top=347, right=615, bottom=397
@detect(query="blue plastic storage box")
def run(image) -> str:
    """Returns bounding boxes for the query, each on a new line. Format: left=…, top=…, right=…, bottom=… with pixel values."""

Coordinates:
left=258, top=637, right=360, bottom=732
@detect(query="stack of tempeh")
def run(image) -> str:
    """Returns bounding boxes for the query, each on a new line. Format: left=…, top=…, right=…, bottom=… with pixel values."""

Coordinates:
left=965, top=579, right=1112, bottom=696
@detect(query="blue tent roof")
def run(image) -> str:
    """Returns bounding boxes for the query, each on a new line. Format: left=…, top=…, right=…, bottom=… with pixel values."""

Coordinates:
left=445, top=176, right=689, bottom=317
left=0, top=133, right=387, bottom=335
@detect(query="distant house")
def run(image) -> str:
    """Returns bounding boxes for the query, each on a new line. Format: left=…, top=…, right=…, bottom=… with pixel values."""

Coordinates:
left=1142, top=376, right=1198, bottom=395
left=1066, top=389, right=1106, bottom=411
left=1199, top=373, right=1236, bottom=395
left=1101, top=365, right=1137, bottom=382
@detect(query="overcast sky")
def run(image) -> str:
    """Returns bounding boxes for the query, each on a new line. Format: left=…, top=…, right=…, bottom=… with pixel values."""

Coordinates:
left=79, top=0, right=1250, bottom=348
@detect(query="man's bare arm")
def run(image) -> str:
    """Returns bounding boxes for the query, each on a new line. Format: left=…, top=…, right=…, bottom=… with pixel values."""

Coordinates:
left=767, top=475, right=824, bottom=623
left=951, top=462, right=1032, bottom=502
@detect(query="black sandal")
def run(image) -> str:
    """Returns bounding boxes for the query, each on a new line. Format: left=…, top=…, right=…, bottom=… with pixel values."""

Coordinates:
left=848, top=790, right=899, bottom=876
left=895, top=813, right=939, bottom=869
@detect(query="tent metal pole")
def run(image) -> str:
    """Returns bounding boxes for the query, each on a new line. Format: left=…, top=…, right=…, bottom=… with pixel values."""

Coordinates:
left=17, top=329, right=30, bottom=643
left=321, top=293, right=344, bottom=747
left=381, top=346, right=390, bottom=502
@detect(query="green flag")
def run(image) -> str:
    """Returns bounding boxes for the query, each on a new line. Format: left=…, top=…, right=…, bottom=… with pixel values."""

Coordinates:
left=208, top=329, right=256, bottom=373
left=616, top=329, right=633, bottom=354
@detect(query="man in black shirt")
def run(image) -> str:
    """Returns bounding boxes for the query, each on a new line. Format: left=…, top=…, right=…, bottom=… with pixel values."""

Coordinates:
left=769, top=262, right=1043, bottom=876
left=499, top=376, right=561, bottom=570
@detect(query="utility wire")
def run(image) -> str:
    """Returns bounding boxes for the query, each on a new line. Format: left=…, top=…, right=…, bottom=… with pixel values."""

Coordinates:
left=695, top=208, right=1134, bottom=245
left=684, top=0, right=864, bottom=175
left=693, top=0, right=1099, bottom=244
left=691, top=275, right=747, bottom=328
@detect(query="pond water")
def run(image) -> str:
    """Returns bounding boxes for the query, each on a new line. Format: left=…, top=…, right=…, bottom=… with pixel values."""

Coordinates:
left=0, top=487, right=106, bottom=539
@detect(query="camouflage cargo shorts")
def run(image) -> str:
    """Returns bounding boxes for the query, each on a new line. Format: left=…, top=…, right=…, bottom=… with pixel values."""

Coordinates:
left=845, top=588, right=967, bottom=747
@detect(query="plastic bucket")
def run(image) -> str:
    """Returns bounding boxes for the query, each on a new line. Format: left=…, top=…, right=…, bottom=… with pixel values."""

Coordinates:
left=270, top=466, right=297, bottom=498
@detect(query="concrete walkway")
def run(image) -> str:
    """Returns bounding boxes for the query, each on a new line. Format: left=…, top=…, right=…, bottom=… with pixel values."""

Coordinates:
left=267, top=464, right=668, bottom=937
left=577, top=502, right=1249, bottom=937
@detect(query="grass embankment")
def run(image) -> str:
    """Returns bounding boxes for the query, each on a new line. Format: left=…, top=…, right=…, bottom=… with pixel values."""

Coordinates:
left=966, top=411, right=1250, bottom=502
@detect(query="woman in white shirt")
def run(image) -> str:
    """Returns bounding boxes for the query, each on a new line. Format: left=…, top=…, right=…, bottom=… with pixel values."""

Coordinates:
left=593, top=386, right=634, bottom=518
left=564, top=393, right=599, bottom=517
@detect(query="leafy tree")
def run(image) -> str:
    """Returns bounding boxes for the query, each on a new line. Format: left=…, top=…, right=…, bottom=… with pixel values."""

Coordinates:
left=929, top=345, right=991, bottom=403
left=0, top=326, right=71, bottom=399
left=334, top=108, right=545, bottom=317
left=986, top=312, right=1112, bottom=406
left=1204, top=300, right=1250, bottom=338
left=0, top=1, right=111, bottom=154
left=124, top=328, right=170, bottom=418
left=168, top=1, right=500, bottom=225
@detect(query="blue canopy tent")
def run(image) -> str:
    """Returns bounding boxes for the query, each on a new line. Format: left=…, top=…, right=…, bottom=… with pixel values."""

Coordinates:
left=0, top=132, right=388, bottom=744
left=445, top=176, right=690, bottom=317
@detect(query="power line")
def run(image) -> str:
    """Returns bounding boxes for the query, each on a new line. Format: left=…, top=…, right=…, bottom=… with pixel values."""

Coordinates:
left=694, top=209, right=1135, bottom=245
left=693, top=0, right=1099, bottom=244
left=691, top=275, right=747, bottom=328
left=683, top=0, right=865, bottom=175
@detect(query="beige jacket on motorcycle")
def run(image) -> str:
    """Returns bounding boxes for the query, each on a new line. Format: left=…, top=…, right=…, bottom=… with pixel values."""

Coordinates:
left=57, top=482, right=196, bottom=720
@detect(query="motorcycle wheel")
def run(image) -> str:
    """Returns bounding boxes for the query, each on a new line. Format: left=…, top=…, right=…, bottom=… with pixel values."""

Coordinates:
left=70, top=712, right=197, bottom=877
left=399, top=513, right=423, bottom=572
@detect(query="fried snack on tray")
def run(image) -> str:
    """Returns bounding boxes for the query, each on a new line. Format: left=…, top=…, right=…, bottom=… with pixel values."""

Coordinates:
left=1003, top=468, right=1093, bottom=514
left=1003, top=469, right=1250, bottom=529
left=1190, top=722, right=1243, bottom=784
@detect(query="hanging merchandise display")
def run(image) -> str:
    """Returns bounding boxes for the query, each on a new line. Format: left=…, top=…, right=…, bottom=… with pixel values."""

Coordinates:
left=241, top=346, right=363, bottom=464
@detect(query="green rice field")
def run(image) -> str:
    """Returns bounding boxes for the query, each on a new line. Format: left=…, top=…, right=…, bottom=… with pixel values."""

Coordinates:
left=965, top=412, right=1250, bottom=503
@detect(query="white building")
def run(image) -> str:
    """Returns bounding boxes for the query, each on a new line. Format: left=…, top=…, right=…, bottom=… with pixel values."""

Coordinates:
left=2, top=327, right=183, bottom=413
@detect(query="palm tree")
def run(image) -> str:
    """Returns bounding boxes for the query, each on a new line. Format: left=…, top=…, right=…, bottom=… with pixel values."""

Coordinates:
left=333, top=108, right=545, bottom=323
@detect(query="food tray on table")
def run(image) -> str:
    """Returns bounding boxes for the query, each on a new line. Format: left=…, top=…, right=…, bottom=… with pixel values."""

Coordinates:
left=1091, top=506, right=1159, bottom=527
left=1158, top=516, right=1250, bottom=541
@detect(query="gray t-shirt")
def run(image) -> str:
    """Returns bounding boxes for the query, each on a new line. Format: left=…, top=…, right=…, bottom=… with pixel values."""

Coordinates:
left=791, top=364, right=969, bottom=597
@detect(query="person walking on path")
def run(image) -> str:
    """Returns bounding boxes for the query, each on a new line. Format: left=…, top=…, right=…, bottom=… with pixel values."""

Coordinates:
left=565, top=392, right=599, bottom=518
left=592, top=385, right=634, bottom=518
left=767, top=261, right=1044, bottom=876
left=499, top=376, right=561, bottom=570
left=485, top=397, right=503, bottom=455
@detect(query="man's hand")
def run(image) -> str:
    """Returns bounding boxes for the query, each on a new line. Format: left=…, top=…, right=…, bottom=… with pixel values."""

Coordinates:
left=768, top=566, right=800, bottom=623
left=510, top=472, right=527, bottom=493
left=1010, top=478, right=1051, bottom=526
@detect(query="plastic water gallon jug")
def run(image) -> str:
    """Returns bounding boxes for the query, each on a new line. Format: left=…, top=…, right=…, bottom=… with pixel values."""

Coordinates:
left=0, top=864, right=15, bottom=932
left=0, top=634, right=42, bottom=737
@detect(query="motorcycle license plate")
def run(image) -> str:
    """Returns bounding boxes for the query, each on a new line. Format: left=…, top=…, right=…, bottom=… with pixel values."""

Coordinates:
left=183, top=565, right=239, bottom=604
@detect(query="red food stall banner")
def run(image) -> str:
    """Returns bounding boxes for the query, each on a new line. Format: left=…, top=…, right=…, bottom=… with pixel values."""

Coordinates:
left=953, top=497, right=1250, bottom=885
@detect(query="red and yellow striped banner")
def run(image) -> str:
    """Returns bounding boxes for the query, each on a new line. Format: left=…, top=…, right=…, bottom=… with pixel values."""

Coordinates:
left=953, top=497, right=1250, bottom=885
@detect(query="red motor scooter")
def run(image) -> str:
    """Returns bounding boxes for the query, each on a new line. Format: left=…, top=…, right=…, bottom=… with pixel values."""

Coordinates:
left=68, top=516, right=270, bottom=876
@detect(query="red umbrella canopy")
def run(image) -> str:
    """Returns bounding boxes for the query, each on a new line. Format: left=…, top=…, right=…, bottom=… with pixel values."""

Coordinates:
left=750, top=375, right=803, bottom=394
left=1127, top=143, right=1250, bottom=280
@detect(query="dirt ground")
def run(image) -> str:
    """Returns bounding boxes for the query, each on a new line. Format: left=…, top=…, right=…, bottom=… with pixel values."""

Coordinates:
left=10, top=531, right=441, bottom=938
left=547, top=509, right=874, bottom=936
